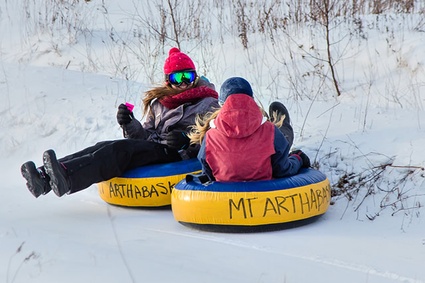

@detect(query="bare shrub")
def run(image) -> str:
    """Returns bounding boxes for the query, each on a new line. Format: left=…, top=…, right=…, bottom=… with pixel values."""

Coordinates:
left=6, top=242, right=39, bottom=283
left=330, top=154, right=424, bottom=220
left=21, top=0, right=94, bottom=44
left=234, top=0, right=249, bottom=49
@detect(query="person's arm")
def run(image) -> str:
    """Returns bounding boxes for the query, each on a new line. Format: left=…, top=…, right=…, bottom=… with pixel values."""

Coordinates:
left=122, top=119, right=147, bottom=139
left=197, top=138, right=215, bottom=181
left=116, top=103, right=147, bottom=139
left=271, top=127, right=302, bottom=178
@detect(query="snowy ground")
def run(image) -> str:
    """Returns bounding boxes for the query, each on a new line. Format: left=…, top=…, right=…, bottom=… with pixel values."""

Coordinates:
left=1, top=1, right=425, bottom=283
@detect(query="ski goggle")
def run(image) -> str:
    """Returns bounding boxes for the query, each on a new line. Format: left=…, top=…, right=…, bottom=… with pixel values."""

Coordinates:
left=166, top=70, right=197, bottom=86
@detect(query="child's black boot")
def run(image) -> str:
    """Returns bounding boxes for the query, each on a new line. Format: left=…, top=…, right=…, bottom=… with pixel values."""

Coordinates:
left=269, top=101, right=294, bottom=147
left=43, top=150, right=71, bottom=197
left=21, top=161, right=52, bottom=198
left=269, top=102, right=291, bottom=124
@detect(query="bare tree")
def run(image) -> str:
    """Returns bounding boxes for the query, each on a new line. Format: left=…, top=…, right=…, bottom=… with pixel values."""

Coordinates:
left=311, top=0, right=342, bottom=96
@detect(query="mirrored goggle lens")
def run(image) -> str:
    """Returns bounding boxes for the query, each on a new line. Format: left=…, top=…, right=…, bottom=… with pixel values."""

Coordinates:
left=168, top=71, right=196, bottom=85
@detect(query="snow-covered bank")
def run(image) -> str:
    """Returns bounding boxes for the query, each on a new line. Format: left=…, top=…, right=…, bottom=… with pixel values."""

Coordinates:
left=1, top=0, right=424, bottom=282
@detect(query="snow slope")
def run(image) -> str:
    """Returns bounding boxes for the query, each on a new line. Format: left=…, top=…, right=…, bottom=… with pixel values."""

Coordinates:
left=1, top=1, right=424, bottom=282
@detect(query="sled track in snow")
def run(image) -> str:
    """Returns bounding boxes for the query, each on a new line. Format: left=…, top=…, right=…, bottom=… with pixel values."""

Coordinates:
left=146, top=227, right=424, bottom=283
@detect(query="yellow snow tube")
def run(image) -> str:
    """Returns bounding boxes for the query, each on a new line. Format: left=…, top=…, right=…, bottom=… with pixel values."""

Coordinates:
left=98, top=159, right=201, bottom=207
left=172, top=168, right=331, bottom=232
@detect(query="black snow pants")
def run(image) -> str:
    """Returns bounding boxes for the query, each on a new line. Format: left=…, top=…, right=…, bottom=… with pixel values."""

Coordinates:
left=58, top=139, right=182, bottom=194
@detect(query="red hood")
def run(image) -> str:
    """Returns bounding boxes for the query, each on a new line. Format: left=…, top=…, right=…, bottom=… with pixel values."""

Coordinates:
left=213, top=94, right=264, bottom=138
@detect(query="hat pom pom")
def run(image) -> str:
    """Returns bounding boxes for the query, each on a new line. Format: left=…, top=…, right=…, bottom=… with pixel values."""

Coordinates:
left=169, top=47, right=180, bottom=55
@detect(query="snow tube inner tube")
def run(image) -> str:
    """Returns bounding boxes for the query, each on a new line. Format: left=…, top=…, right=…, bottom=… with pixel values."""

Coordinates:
left=172, top=168, right=331, bottom=232
left=98, top=159, right=201, bottom=207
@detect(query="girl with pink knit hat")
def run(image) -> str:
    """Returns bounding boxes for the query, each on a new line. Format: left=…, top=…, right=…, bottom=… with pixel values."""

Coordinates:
left=21, top=47, right=219, bottom=198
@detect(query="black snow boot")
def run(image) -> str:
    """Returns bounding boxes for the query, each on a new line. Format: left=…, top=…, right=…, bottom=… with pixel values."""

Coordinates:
left=43, top=150, right=71, bottom=197
left=269, top=101, right=294, bottom=147
left=21, top=161, right=52, bottom=198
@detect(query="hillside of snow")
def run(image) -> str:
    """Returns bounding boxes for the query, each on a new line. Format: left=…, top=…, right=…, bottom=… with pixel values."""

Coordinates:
left=1, top=1, right=424, bottom=282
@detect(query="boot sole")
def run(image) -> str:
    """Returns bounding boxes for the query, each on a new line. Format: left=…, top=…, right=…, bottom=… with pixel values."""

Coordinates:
left=269, top=102, right=291, bottom=125
left=21, top=162, right=44, bottom=198
left=43, top=150, right=69, bottom=197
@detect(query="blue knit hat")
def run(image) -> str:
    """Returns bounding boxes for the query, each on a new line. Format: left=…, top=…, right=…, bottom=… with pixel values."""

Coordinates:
left=219, top=77, right=253, bottom=105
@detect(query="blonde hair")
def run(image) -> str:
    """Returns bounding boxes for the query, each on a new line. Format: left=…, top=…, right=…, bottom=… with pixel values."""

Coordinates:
left=189, top=103, right=285, bottom=145
left=188, top=109, right=220, bottom=145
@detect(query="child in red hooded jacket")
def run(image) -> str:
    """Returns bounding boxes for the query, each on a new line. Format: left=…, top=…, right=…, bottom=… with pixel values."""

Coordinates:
left=191, top=77, right=310, bottom=182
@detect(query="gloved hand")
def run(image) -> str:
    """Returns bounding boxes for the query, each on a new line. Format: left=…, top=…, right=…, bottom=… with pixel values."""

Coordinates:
left=165, top=130, right=190, bottom=150
left=117, top=103, right=134, bottom=126
left=290, top=149, right=311, bottom=168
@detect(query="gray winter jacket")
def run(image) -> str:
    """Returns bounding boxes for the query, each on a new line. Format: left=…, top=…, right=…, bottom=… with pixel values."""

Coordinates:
left=122, top=79, right=219, bottom=158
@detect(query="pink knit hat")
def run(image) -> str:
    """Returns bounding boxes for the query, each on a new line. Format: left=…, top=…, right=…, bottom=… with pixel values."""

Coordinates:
left=163, top=47, right=196, bottom=75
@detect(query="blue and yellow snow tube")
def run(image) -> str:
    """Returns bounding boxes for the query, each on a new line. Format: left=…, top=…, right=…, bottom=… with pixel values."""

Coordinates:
left=172, top=168, right=331, bottom=232
left=98, top=159, right=201, bottom=207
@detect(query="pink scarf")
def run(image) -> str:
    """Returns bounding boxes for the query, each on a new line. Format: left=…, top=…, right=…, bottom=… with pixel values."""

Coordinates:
left=159, top=86, right=218, bottom=109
